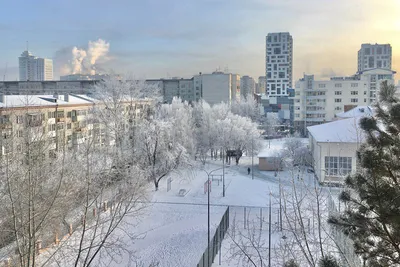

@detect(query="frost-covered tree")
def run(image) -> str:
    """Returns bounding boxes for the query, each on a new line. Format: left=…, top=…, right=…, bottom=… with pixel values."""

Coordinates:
left=329, top=81, right=400, bottom=266
left=135, top=118, right=191, bottom=191
left=231, top=93, right=261, bottom=122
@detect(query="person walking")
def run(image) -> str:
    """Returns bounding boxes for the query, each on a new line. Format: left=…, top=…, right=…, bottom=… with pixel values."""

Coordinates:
left=247, top=167, right=251, bottom=175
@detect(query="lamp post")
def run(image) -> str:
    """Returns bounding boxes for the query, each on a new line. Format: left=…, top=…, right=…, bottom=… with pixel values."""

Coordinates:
left=202, top=166, right=226, bottom=267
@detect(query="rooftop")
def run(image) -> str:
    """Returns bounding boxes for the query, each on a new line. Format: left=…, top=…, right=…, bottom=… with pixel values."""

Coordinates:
left=0, top=94, right=96, bottom=108
left=335, top=106, right=374, bottom=119
left=307, top=118, right=365, bottom=143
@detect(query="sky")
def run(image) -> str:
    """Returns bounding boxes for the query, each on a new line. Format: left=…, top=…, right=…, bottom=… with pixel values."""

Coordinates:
left=1, top=0, right=400, bottom=82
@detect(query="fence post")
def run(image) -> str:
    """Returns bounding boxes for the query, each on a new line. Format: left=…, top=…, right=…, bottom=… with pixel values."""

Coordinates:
left=244, top=207, right=246, bottom=229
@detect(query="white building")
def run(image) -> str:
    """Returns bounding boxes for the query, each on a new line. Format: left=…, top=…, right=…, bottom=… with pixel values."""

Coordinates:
left=308, top=116, right=366, bottom=184
left=240, top=75, right=256, bottom=97
left=266, top=32, right=293, bottom=96
left=293, top=68, right=395, bottom=134
left=19, top=51, right=53, bottom=81
left=193, top=71, right=240, bottom=105
left=358, top=43, right=392, bottom=73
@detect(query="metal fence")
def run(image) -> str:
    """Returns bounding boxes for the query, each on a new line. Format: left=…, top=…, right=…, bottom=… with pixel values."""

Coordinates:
left=197, top=206, right=230, bottom=267
left=327, top=193, right=361, bottom=267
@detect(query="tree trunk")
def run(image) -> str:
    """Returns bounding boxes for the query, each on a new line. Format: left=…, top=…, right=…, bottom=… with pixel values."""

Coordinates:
left=154, top=179, right=159, bottom=191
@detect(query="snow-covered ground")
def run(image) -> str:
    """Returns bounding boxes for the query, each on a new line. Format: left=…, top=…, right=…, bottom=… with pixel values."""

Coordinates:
left=36, top=138, right=345, bottom=267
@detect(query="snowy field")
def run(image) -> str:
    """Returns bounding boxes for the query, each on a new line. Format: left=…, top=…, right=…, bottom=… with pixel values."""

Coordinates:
left=36, top=138, right=344, bottom=267
left=121, top=137, right=332, bottom=266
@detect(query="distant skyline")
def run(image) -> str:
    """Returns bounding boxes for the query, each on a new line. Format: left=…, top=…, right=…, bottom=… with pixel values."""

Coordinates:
left=1, top=0, right=400, bottom=82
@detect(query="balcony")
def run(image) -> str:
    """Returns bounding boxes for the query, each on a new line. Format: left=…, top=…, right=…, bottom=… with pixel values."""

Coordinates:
left=57, top=117, right=65, bottom=123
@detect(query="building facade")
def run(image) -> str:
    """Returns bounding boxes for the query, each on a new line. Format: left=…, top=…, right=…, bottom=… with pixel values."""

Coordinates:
left=19, top=51, right=53, bottom=81
left=0, top=94, right=151, bottom=159
left=293, top=68, right=396, bottom=134
left=0, top=81, right=96, bottom=95
left=308, top=117, right=365, bottom=184
left=240, top=75, right=256, bottom=97
left=258, top=76, right=266, bottom=94
left=266, top=32, right=293, bottom=96
left=358, top=43, right=392, bottom=73
left=193, top=71, right=240, bottom=105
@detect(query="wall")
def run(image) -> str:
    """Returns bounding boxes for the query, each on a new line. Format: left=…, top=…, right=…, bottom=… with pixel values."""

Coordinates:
left=310, top=138, right=360, bottom=183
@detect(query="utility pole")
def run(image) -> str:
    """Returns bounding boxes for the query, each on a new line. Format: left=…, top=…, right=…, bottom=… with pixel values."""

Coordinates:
left=268, top=192, right=272, bottom=267
left=252, top=137, right=255, bottom=179
left=222, top=149, right=225, bottom=197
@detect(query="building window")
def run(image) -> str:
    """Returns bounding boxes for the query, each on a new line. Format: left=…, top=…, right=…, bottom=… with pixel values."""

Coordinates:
left=325, top=156, right=352, bottom=176
left=351, top=91, right=358, bottom=95
left=17, top=130, right=23, bottom=137
left=351, top=83, right=358, bottom=87
left=48, top=111, right=56, bottom=119
left=335, top=83, right=342, bottom=88
left=318, top=84, right=326, bottom=88
left=16, top=115, right=23, bottom=124
left=48, top=124, right=56, bottom=131
left=334, top=91, right=342, bottom=95
left=335, top=106, right=342, bottom=111
left=351, top=98, right=358, bottom=103
left=335, top=99, right=342, bottom=103
left=295, top=114, right=300, bottom=118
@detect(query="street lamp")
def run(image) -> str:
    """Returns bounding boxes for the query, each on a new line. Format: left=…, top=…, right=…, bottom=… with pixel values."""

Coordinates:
left=202, top=166, right=226, bottom=267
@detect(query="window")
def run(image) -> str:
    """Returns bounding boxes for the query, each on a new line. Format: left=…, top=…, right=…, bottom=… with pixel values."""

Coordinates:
left=351, top=98, right=358, bottom=103
left=48, top=111, right=56, bottom=119
left=295, top=114, right=300, bottom=118
left=48, top=124, right=56, bottom=131
left=334, top=83, right=342, bottom=88
left=274, top=48, right=281, bottom=54
left=351, top=83, right=358, bottom=87
left=351, top=91, right=358, bottom=95
left=335, top=99, right=342, bottom=103
left=318, top=84, right=326, bottom=88
left=334, top=91, right=342, bottom=95
left=16, top=115, right=23, bottom=124
left=335, top=106, right=342, bottom=111
left=325, top=156, right=352, bottom=176
left=364, top=91, right=367, bottom=95
left=17, top=130, right=23, bottom=137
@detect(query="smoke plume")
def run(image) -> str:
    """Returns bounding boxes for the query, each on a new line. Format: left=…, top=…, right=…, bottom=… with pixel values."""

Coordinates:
left=59, top=38, right=110, bottom=76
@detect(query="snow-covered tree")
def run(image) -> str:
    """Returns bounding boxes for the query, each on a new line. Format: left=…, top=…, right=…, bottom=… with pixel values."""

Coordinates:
left=329, top=81, right=400, bottom=266
left=135, top=118, right=191, bottom=191
left=231, top=93, right=261, bottom=122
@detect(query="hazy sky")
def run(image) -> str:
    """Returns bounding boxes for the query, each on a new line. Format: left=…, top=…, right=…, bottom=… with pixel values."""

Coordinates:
left=1, top=0, right=400, bottom=82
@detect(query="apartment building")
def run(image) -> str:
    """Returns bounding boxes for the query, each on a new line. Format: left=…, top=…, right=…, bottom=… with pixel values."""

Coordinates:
left=19, top=51, right=53, bottom=81
left=193, top=71, right=240, bottom=105
left=293, top=68, right=395, bottom=134
left=358, top=43, right=392, bottom=72
left=0, top=94, right=151, bottom=159
left=240, top=75, right=256, bottom=97
left=266, top=32, right=293, bottom=96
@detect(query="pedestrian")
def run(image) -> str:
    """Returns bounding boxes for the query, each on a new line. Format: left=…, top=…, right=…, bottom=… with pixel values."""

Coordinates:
left=247, top=167, right=251, bottom=175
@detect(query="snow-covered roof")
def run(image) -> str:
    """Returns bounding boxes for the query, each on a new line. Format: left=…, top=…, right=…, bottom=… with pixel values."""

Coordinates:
left=0, top=94, right=97, bottom=108
left=307, top=118, right=365, bottom=143
left=335, top=106, right=374, bottom=119
left=258, top=147, right=283, bottom=158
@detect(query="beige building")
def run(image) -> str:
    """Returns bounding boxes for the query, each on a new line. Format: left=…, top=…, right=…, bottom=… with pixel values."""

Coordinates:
left=0, top=94, right=151, bottom=159
left=257, top=148, right=283, bottom=171
left=293, top=68, right=395, bottom=134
